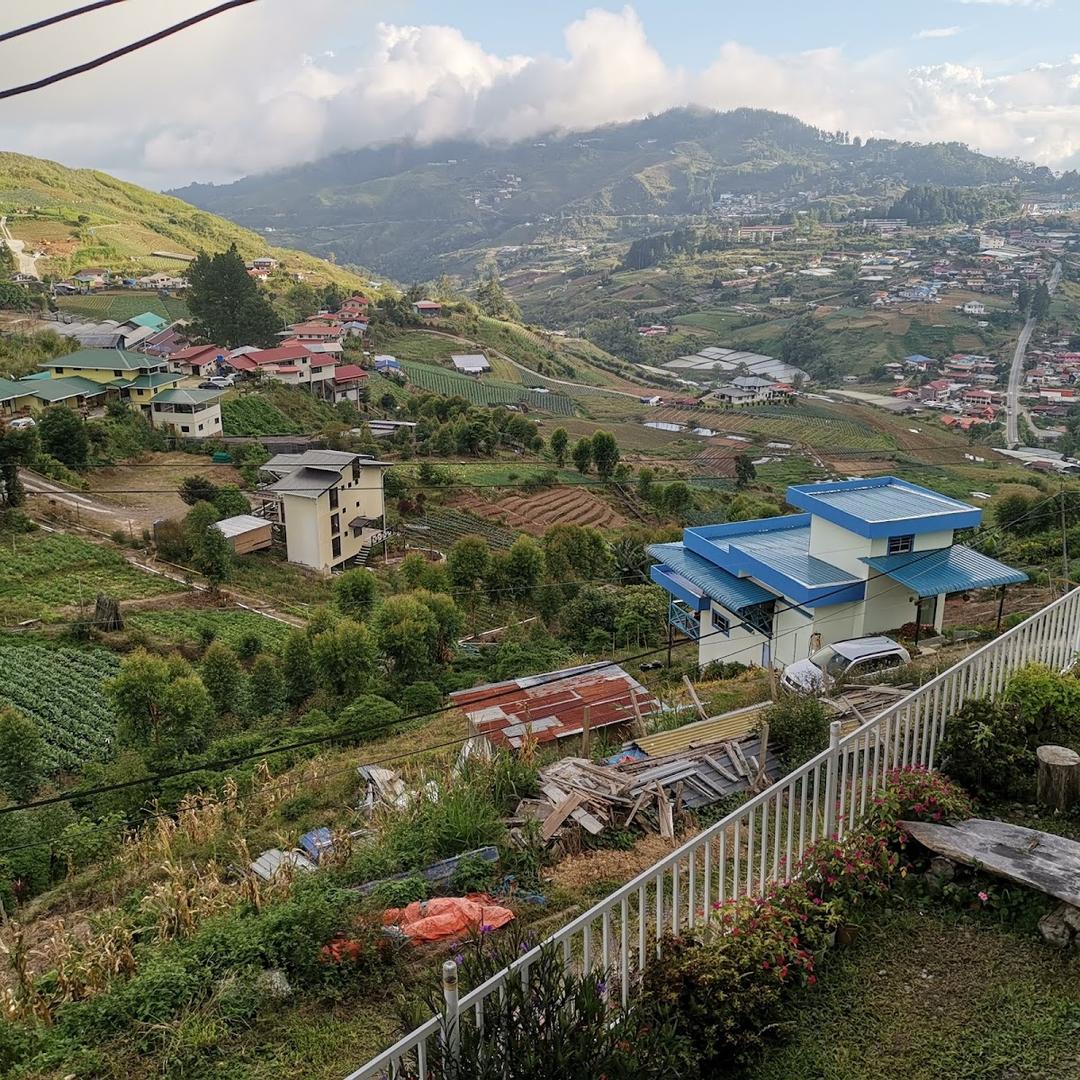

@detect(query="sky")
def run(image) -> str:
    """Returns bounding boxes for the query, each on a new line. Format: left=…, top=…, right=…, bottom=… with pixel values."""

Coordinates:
left=1, top=0, right=1079, bottom=190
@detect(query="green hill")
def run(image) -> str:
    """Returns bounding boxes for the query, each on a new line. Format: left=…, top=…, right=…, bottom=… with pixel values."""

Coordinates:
left=0, top=151, right=370, bottom=287
left=170, top=107, right=1030, bottom=279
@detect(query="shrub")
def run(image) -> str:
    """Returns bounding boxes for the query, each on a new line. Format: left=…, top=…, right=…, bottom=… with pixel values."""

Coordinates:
left=762, top=694, right=831, bottom=768
left=399, top=680, right=443, bottom=716
left=939, top=664, right=1080, bottom=799
left=413, top=929, right=695, bottom=1080
left=641, top=880, right=833, bottom=1072
left=335, top=695, right=403, bottom=740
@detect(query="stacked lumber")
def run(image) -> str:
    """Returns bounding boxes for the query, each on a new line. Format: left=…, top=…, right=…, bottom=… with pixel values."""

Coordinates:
left=518, top=729, right=780, bottom=847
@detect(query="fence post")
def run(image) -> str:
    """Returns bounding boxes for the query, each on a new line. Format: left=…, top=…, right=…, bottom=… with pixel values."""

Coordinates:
left=442, top=959, right=460, bottom=1065
left=822, top=720, right=842, bottom=839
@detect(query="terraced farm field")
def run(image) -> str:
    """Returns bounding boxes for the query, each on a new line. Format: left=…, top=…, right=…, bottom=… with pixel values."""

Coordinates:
left=641, top=405, right=895, bottom=452
left=0, top=531, right=182, bottom=623
left=0, top=640, right=119, bottom=770
left=400, top=361, right=576, bottom=415
left=402, top=508, right=518, bottom=550
left=55, top=292, right=189, bottom=323
left=453, top=487, right=627, bottom=536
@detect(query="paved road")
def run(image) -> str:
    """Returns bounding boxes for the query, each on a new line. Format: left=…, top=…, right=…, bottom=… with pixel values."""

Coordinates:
left=1006, top=260, right=1061, bottom=448
left=0, top=215, right=40, bottom=279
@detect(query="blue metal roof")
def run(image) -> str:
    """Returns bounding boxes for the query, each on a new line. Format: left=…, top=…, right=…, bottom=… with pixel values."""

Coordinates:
left=786, top=477, right=982, bottom=538
left=647, top=543, right=775, bottom=613
left=726, top=527, right=859, bottom=587
left=862, top=545, right=1027, bottom=598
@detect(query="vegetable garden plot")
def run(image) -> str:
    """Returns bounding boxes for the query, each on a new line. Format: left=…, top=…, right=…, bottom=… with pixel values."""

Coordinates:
left=0, top=641, right=119, bottom=770
left=0, top=532, right=180, bottom=622
left=400, top=361, right=576, bottom=415
left=127, top=610, right=291, bottom=651
left=221, top=396, right=303, bottom=436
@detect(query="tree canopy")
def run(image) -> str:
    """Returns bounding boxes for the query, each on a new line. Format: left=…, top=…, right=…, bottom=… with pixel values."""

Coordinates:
left=186, top=244, right=282, bottom=348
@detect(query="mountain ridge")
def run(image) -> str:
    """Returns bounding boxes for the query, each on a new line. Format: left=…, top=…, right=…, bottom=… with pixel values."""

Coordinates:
left=168, top=107, right=1033, bottom=279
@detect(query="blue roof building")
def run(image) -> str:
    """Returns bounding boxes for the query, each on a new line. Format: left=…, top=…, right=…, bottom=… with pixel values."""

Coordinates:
left=648, top=476, right=1026, bottom=671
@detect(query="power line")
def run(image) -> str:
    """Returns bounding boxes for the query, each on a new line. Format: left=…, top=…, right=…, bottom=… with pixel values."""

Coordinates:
left=0, top=0, right=128, bottom=43
left=2, top=488, right=1058, bottom=823
left=0, top=0, right=260, bottom=100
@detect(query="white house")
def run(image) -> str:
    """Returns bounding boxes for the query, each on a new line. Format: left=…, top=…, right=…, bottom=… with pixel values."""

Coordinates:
left=962, top=301, right=987, bottom=316
left=648, top=477, right=1027, bottom=671
left=451, top=354, right=491, bottom=374
left=149, top=387, right=223, bottom=438
left=260, top=450, right=390, bottom=572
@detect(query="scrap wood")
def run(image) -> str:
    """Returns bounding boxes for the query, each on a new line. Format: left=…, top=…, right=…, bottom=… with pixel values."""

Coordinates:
left=702, top=753, right=740, bottom=784
left=682, top=675, right=709, bottom=720
left=541, top=783, right=605, bottom=835
left=624, top=789, right=649, bottom=828
left=655, top=783, right=674, bottom=841
left=541, top=792, right=585, bottom=841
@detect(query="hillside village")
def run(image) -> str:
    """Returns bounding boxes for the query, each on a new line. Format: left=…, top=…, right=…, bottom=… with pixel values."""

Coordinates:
left=4, top=106, right=1080, bottom=1080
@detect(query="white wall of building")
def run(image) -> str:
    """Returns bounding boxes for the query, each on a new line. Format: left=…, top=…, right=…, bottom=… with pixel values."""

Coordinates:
left=150, top=402, right=222, bottom=438
left=697, top=602, right=771, bottom=668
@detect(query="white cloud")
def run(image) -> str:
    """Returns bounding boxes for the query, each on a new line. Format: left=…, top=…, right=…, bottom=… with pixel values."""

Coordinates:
left=915, top=26, right=962, bottom=39
left=1, top=2, right=1079, bottom=188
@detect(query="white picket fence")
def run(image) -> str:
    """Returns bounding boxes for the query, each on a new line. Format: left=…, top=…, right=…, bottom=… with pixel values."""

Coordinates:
left=345, top=586, right=1080, bottom=1080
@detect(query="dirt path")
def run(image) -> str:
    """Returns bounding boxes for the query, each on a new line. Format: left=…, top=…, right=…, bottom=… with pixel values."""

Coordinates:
left=0, top=215, right=39, bottom=278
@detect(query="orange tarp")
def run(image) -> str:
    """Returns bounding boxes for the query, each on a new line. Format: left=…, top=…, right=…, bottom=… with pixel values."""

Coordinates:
left=383, top=896, right=515, bottom=943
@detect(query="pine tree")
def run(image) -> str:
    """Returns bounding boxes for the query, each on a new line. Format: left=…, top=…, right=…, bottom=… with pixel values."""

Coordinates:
left=186, top=244, right=282, bottom=347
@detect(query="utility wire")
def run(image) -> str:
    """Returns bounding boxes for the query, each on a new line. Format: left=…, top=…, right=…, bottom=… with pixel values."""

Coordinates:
left=0, top=489, right=1059, bottom=823
left=0, top=0, right=260, bottom=100
left=0, top=0, right=128, bottom=43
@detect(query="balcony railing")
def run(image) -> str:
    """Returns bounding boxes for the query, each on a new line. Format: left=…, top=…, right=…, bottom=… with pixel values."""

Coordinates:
left=668, top=600, right=700, bottom=639
left=344, top=585, right=1080, bottom=1080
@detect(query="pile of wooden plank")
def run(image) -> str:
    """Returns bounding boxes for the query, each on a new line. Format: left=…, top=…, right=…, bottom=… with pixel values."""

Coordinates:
left=516, top=728, right=781, bottom=847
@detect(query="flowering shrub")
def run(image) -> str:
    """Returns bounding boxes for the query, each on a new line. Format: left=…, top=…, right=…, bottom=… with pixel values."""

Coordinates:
left=640, top=881, right=838, bottom=1070
left=865, top=766, right=974, bottom=833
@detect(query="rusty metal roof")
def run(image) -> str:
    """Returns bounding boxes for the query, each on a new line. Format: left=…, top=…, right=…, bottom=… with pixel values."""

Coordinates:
left=452, top=662, right=660, bottom=750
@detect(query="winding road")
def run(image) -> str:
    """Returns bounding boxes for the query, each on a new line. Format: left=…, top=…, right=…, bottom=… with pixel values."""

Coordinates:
left=1006, top=260, right=1061, bottom=448
left=0, top=215, right=40, bottom=279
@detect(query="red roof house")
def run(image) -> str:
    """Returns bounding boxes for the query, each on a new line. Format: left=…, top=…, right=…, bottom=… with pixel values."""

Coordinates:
left=168, top=343, right=224, bottom=374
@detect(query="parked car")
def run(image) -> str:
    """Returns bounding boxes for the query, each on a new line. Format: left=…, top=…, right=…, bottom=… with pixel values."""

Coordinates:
left=202, top=375, right=235, bottom=389
left=780, top=636, right=910, bottom=694
left=7, top=417, right=36, bottom=431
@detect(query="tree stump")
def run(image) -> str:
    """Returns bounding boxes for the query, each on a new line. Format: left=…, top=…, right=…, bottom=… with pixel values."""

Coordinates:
left=1036, top=745, right=1080, bottom=812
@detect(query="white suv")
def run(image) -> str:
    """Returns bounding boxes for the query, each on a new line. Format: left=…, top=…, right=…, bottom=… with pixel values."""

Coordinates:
left=781, top=636, right=910, bottom=694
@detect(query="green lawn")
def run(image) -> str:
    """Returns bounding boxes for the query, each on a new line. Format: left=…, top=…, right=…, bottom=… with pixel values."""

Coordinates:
left=749, top=907, right=1080, bottom=1080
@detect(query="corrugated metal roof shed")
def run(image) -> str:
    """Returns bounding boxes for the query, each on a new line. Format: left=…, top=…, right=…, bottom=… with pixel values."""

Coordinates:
left=452, top=662, right=660, bottom=750
left=632, top=702, right=772, bottom=757
left=862, top=544, right=1027, bottom=597
left=213, top=514, right=272, bottom=538
left=726, top=527, right=859, bottom=588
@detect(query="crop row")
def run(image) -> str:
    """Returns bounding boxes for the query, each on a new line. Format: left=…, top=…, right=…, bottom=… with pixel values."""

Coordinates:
left=0, top=642, right=120, bottom=771
left=403, top=508, right=518, bottom=551
left=400, top=362, right=576, bottom=416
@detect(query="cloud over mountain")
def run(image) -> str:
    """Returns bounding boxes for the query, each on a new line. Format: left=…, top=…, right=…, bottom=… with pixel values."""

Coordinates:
left=1, top=1, right=1078, bottom=187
